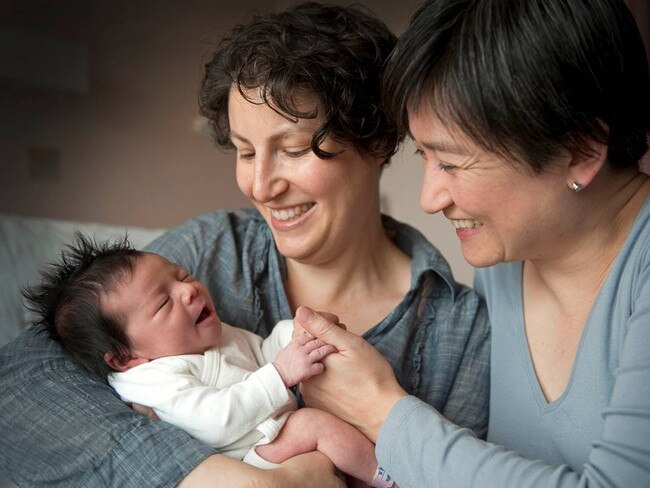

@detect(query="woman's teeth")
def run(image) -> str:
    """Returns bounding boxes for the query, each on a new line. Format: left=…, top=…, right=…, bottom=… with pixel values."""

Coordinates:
left=452, top=219, right=483, bottom=229
left=271, top=203, right=314, bottom=221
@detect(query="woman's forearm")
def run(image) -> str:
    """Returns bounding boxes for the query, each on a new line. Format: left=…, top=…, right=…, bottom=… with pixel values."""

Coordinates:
left=178, top=454, right=273, bottom=487
left=177, top=452, right=346, bottom=488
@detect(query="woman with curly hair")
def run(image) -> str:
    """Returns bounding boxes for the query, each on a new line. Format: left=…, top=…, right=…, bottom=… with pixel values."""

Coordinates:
left=0, top=3, right=489, bottom=487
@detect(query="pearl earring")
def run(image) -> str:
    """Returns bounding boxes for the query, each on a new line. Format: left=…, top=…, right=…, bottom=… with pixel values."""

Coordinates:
left=570, top=181, right=584, bottom=193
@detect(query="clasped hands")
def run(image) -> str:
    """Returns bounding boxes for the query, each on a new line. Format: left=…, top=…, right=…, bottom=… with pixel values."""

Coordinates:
left=294, top=306, right=408, bottom=443
left=134, top=306, right=408, bottom=441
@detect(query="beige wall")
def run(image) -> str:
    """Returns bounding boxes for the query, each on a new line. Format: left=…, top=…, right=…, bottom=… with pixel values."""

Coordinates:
left=0, top=0, right=420, bottom=228
left=0, top=1, right=267, bottom=228
left=1, top=0, right=648, bottom=286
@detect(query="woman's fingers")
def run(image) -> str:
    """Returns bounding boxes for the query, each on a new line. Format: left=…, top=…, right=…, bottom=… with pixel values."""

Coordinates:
left=315, top=310, right=340, bottom=325
left=295, top=306, right=358, bottom=349
left=292, top=311, right=344, bottom=339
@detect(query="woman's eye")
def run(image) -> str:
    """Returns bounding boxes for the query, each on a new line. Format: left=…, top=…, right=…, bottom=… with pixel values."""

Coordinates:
left=438, top=162, right=456, bottom=172
left=284, top=148, right=310, bottom=158
left=235, top=148, right=255, bottom=159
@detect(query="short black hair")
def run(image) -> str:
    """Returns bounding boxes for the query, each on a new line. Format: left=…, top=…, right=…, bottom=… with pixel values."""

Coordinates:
left=199, top=1, right=400, bottom=161
left=383, top=0, right=650, bottom=172
left=22, top=233, right=142, bottom=380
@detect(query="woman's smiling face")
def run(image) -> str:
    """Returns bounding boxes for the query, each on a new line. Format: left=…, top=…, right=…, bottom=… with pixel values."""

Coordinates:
left=409, top=105, right=571, bottom=267
left=228, top=87, right=384, bottom=265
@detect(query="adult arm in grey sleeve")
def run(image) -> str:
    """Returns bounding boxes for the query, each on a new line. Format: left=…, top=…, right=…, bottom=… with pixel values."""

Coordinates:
left=0, top=327, right=215, bottom=487
left=375, top=271, right=650, bottom=488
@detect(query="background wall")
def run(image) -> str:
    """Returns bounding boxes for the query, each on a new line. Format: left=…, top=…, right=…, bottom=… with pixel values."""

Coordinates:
left=1, top=0, right=648, bottom=286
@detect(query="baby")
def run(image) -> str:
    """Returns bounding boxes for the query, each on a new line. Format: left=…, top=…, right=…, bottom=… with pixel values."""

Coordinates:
left=23, top=234, right=394, bottom=488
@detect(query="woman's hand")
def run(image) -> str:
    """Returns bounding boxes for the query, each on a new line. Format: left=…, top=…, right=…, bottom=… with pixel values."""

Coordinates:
left=295, top=306, right=408, bottom=442
left=292, top=311, right=343, bottom=336
left=177, top=451, right=345, bottom=487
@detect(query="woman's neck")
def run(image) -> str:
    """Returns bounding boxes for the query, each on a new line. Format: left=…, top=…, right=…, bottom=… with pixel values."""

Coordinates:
left=521, top=172, right=648, bottom=402
left=526, top=171, right=649, bottom=306
left=284, top=219, right=411, bottom=335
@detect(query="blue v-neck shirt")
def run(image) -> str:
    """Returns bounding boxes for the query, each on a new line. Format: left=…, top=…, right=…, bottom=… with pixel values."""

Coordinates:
left=377, top=193, right=650, bottom=487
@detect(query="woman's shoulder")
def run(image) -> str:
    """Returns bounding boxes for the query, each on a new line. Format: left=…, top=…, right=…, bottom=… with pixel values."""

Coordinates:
left=610, top=192, right=650, bottom=292
left=626, top=192, right=650, bottom=259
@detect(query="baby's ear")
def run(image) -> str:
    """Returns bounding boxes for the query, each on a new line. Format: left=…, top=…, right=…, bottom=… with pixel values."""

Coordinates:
left=104, top=350, right=149, bottom=372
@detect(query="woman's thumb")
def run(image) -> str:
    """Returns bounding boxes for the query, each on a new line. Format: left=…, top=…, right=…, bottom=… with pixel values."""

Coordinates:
left=295, top=306, right=348, bottom=346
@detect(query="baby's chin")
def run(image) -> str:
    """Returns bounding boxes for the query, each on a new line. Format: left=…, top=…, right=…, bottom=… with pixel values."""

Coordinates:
left=205, top=324, right=223, bottom=350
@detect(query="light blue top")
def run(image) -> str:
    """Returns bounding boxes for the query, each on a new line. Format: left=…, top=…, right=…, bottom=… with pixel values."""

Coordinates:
left=376, top=193, right=650, bottom=487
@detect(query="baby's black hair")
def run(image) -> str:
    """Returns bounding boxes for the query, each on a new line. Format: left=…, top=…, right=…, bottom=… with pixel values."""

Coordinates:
left=22, top=232, right=143, bottom=379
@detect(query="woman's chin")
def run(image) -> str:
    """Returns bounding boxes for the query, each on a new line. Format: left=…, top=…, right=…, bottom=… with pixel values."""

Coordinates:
left=461, top=247, right=504, bottom=269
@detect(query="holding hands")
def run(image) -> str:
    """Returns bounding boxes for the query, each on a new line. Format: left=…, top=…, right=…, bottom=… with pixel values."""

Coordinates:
left=273, top=329, right=337, bottom=387
left=295, top=306, right=408, bottom=442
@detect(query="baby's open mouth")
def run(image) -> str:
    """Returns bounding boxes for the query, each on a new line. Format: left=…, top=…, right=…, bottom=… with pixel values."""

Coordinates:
left=196, top=306, right=211, bottom=325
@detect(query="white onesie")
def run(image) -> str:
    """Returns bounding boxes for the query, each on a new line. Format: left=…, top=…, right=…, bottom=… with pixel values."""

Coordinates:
left=108, top=320, right=296, bottom=465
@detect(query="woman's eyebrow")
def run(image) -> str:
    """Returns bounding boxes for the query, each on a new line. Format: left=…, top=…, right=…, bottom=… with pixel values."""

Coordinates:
left=229, top=132, right=251, bottom=144
left=230, top=127, right=310, bottom=145
left=419, top=139, right=470, bottom=155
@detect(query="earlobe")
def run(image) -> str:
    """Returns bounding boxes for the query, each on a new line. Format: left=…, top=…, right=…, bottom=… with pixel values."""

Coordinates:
left=566, top=137, right=608, bottom=192
left=104, top=350, right=149, bottom=372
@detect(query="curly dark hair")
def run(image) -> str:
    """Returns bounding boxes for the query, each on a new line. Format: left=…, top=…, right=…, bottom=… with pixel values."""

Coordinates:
left=199, top=1, right=400, bottom=161
left=22, top=233, right=142, bottom=380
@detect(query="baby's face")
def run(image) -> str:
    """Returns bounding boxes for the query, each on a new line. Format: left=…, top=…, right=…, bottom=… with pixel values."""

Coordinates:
left=105, top=253, right=222, bottom=360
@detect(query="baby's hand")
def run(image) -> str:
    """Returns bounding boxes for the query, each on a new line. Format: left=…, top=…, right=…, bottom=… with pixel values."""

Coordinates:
left=273, top=332, right=337, bottom=387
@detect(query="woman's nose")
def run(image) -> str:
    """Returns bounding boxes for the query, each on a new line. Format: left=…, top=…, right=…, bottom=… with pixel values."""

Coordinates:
left=420, top=166, right=453, bottom=214
left=251, top=156, right=289, bottom=203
